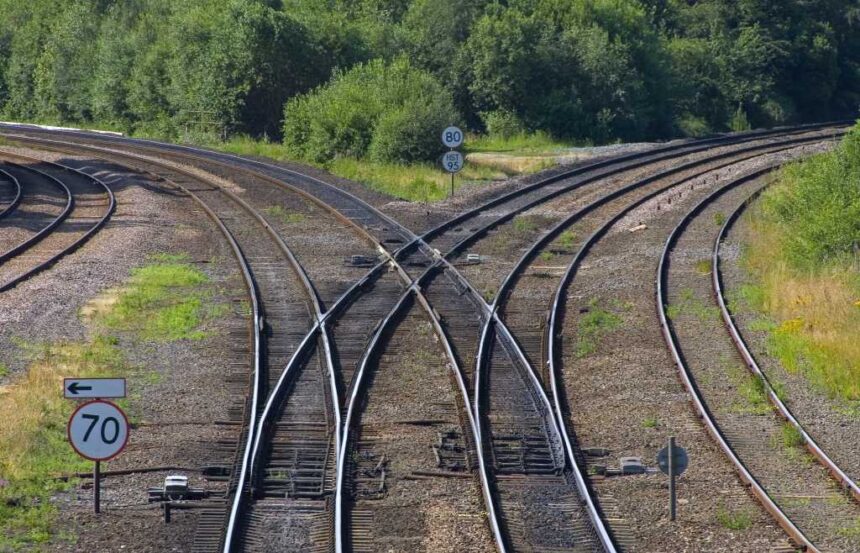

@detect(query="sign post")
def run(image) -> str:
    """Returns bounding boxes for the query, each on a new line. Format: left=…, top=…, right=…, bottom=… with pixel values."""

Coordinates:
left=67, top=399, right=129, bottom=513
left=441, top=126, right=465, bottom=197
left=657, top=436, right=688, bottom=521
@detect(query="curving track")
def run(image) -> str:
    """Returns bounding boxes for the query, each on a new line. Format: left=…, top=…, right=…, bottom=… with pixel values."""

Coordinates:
left=0, top=154, right=114, bottom=291
left=0, top=121, right=855, bottom=552
left=658, top=166, right=860, bottom=552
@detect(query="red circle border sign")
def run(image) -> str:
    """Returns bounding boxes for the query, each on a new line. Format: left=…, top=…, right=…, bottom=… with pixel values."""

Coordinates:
left=67, top=399, right=130, bottom=462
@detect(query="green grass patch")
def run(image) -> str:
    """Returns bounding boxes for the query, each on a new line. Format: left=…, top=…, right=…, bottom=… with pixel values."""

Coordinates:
left=539, top=251, right=555, bottom=262
left=94, top=253, right=218, bottom=341
left=0, top=363, right=8, bottom=378
left=838, top=518, right=860, bottom=538
left=263, top=205, right=306, bottom=225
left=666, top=289, right=721, bottom=322
left=575, top=301, right=622, bottom=358
left=716, top=505, right=754, bottom=530
left=466, top=131, right=574, bottom=154
left=555, top=230, right=576, bottom=251
left=713, top=212, right=727, bottom=227
left=328, top=157, right=504, bottom=202
left=641, top=416, right=658, bottom=428
left=780, top=422, right=805, bottom=449
left=0, top=337, right=125, bottom=549
left=726, top=365, right=772, bottom=415
left=694, top=259, right=712, bottom=275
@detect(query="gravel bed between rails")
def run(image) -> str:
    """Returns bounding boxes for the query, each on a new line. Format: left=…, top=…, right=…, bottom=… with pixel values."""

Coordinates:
left=347, top=307, right=494, bottom=553
left=557, top=144, right=831, bottom=552
left=0, top=146, right=247, bottom=552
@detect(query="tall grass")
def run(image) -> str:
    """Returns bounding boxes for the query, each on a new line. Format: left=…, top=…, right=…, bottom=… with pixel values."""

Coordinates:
left=0, top=338, right=122, bottom=547
left=740, top=122, right=860, bottom=401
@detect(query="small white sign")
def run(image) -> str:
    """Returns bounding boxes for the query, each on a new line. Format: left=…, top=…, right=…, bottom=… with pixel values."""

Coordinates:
left=64, top=378, right=126, bottom=399
left=442, top=151, right=464, bottom=173
left=441, top=126, right=464, bottom=148
left=68, top=400, right=129, bottom=461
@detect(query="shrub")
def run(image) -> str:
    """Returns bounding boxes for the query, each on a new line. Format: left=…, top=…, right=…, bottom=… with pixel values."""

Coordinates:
left=283, top=58, right=458, bottom=163
left=761, top=124, right=860, bottom=268
left=481, top=109, right=526, bottom=139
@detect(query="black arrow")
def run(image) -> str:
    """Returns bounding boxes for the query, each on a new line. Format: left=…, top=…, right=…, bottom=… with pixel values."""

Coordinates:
left=67, top=382, right=92, bottom=395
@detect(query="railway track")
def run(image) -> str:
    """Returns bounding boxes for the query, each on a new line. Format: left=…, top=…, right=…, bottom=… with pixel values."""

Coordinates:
left=658, top=165, right=860, bottom=552
left=458, top=128, right=846, bottom=551
left=0, top=122, right=850, bottom=552
left=0, top=154, right=114, bottom=291
left=0, top=167, right=21, bottom=218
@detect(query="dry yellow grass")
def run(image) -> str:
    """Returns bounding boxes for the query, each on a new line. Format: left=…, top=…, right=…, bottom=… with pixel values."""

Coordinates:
left=742, top=211, right=860, bottom=400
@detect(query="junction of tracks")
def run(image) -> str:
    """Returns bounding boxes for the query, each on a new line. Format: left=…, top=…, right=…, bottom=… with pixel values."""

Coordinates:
left=1, top=122, right=858, bottom=553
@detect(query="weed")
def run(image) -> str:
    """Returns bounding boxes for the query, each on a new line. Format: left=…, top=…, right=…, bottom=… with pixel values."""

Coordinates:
left=575, top=301, right=622, bottom=358
left=728, top=366, right=772, bottom=415
left=695, top=259, right=712, bottom=275
left=555, top=230, right=576, bottom=250
left=264, top=205, right=306, bottom=224
left=641, top=416, right=658, bottom=428
left=781, top=423, right=805, bottom=449
left=838, top=518, right=860, bottom=538
left=0, top=363, right=8, bottom=378
left=714, top=212, right=727, bottom=227
left=467, top=131, right=573, bottom=154
left=716, top=505, right=753, bottom=530
left=512, top=216, right=538, bottom=234
left=667, top=289, right=720, bottom=322
left=539, top=251, right=555, bottom=262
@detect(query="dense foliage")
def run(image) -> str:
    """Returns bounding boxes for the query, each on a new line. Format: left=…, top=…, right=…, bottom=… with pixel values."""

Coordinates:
left=761, top=123, right=860, bottom=268
left=1, top=0, right=859, bottom=161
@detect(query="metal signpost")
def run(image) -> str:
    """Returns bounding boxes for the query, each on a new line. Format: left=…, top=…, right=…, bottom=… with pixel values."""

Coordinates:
left=66, top=392, right=129, bottom=513
left=441, top=126, right=465, bottom=197
left=657, top=436, right=688, bottom=521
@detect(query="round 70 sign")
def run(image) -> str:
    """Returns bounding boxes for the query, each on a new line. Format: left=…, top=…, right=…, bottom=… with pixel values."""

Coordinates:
left=67, top=400, right=129, bottom=461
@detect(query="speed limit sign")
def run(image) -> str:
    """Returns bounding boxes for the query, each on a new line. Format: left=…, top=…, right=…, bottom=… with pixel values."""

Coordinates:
left=67, top=400, right=129, bottom=461
left=442, top=151, right=464, bottom=173
left=441, top=126, right=464, bottom=148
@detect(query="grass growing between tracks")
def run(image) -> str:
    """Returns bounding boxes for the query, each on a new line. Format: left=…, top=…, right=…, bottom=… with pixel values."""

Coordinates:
left=90, top=252, right=225, bottom=341
left=738, top=124, right=860, bottom=404
left=0, top=337, right=125, bottom=549
left=575, top=300, right=622, bottom=358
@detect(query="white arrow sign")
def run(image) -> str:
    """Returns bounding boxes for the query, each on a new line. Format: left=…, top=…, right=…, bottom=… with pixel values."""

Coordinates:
left=64, top=378, right=126, bottom=399
left=67, top=400, right=129, bottom=461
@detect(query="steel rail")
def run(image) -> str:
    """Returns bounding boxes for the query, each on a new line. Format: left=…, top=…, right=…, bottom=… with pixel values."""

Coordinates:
left=3, top=124, right=846, bottom=553
left=656, top=164, right=819, bottom=552
left=7, top=126, right=835, bottom=553
left=0, top=168, right=22, bottom=219
left=0, top=142, right=325, bottom=552
left=0, top=160, right=73, bottom=265
left=0, top=132, right=506, bottom=552
left=486, top=134, right=844, bottom=553
left=714, top=185, right=860, bottom=503
left=153, top=178, right=263, bottom=553
left=0, top=157, right=116, bottom=291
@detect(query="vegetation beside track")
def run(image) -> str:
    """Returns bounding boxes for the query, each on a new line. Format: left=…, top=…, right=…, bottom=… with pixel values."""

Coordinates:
left=0, top=251, right=225, bottom=548
left=739, top=123, right=860, bottom=403
left=208, top=134, right=543, bottom=202
left=0, top=337, right=122, bottom=549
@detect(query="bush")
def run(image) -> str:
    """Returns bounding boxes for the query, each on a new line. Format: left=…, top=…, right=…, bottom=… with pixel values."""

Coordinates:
left=481, top=109, right=526, bottom=138
left=283, top=58, right=458, bottom=163
left=761, top=123, right=860, bottom=268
